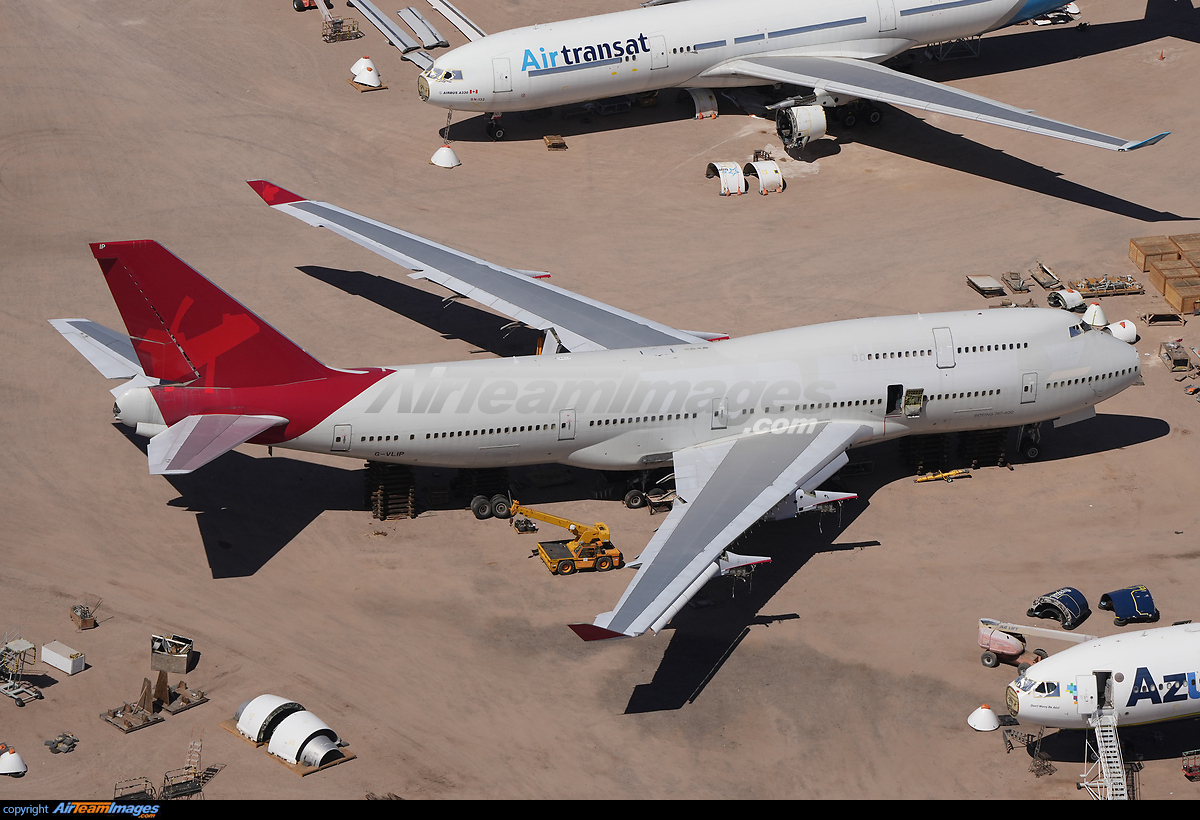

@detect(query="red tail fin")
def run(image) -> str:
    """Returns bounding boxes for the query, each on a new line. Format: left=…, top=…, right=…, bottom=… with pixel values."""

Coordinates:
left=90, top=240, right=331, bottom=388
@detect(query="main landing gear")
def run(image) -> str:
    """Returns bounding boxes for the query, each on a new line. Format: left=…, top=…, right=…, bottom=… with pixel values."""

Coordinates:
left=1018, top=422, right=1043, bottom=461
left=485, top=113, right=505, bottom=141
left=835, top=101, right=883, bottom=129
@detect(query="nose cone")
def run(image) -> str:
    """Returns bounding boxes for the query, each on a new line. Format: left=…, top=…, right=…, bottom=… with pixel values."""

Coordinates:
left=1006, top=684, right=1021, bottom=716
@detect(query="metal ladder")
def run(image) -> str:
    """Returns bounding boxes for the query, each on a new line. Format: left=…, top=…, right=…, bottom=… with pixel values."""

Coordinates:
left=1080, top=712, right=1127, bottom=800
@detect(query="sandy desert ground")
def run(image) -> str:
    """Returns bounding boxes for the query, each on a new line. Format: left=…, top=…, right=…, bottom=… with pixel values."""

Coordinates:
left=2, top=0, right=1200, bottom=800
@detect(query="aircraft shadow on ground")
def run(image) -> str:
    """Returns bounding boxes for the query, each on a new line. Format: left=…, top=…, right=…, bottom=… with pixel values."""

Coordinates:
left=1036, top=412, right=1170, bottom=461
left=115, top=424, right=362, bottom=579
left=446, top=93, right=699, bottom=143
left=825, top=112, right=1191, bottom=223
left=1035, top=715, right=1200, bottom=764
left=297, top=266, right=541, bottom=357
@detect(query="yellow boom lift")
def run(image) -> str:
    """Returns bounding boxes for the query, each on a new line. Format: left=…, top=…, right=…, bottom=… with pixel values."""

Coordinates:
left=509, top=502, right=623, bottom=576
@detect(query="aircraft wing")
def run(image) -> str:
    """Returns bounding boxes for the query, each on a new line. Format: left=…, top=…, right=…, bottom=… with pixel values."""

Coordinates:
left=248, top=180, right=711, bottom=352
left=709, top=55, right=1168, bottom=152
left=571, top=422, right=872, bottom=641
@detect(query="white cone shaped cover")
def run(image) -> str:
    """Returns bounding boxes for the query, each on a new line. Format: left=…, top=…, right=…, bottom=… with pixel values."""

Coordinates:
left=1083, top=302, right=1109, bottom=328
left=1109, top=320, right=1136, bottom=343
left=351, top=56, right=376, bottom=76
left=353, top=68, right=381, bottom=88
left=430, top=145, right=461, bottom=168
left=0, top=749, right=27, bottom=775
left=967, top=704, right=1001, bottom=732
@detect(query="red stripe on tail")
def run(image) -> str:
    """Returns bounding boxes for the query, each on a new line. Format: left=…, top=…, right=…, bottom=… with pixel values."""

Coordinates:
left=90, top=240, right=332, bottom=388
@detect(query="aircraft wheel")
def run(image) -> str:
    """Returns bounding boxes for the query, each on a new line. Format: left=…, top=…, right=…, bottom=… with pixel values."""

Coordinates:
left=596, top=556, right=613, bottom=572
left=841, top=109, right=858, bottom=128
left=981, top=651, right=998, bottom=668
left=867, top=107, right=882, bottom=125
left=471, top=495, right=493, bottom=520
left=558, top=560, right=576, bottom=576
left=624, top=489, right=647, bottom=509
left=490, top=494, right=512, bottom=519
left=1024, top=444, right=1040, bottom=460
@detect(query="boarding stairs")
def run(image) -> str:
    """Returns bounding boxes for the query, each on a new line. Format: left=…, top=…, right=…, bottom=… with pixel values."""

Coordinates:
left=1079, top=712, right=1128, bottom=800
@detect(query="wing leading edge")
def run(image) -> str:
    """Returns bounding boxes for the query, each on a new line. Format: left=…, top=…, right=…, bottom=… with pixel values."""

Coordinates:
left=247, top=180, right=709, bottom=353
left=710, top=55, right=1168, bottom=152
left=573, top=422, right=873, bottom=641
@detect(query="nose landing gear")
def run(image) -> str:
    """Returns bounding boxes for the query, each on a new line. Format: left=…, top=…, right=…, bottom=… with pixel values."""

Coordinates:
left=485, top=113, right=505, bottom=141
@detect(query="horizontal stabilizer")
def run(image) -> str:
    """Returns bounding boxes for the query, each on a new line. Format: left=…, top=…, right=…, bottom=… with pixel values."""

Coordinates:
left=49, top=319, right=145, bottom=380
left=148, top=414, right=286, bottom=475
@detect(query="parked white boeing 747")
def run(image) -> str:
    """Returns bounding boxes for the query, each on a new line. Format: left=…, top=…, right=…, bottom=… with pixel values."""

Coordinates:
left=51, top=180, right=1141, bottom=640
left=413, top=0, right=1168, bottom=151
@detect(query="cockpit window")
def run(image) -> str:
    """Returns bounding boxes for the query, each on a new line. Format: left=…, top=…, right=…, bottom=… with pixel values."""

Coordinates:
left=1014, top=675, right=1037, bottom=693
left=1068, top=324, right=1083, bottom=338
left=1033, top=681, right=1060, bottom=697
left=422, top=68, right=461, bottom=81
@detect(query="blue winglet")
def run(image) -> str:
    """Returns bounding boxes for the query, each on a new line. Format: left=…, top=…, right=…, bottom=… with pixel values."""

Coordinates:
left=1119, top=131, right=1170, bottom=152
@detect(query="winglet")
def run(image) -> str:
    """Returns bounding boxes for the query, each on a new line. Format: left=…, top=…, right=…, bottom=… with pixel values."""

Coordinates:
left=246, top=180, right=306, bottom=206
left=568, top=623, right=628, bottom=642
left=1119, top=131, right=1170, bottom=152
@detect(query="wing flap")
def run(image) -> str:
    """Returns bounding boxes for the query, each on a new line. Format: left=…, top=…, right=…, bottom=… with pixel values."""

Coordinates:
left=715, top=55, right=1167, bottom=152
left=148, top=414, right=287, bottom=475
left=247, top=180, right=708, bottom=352
left=592, top=422, right=872, bottom=639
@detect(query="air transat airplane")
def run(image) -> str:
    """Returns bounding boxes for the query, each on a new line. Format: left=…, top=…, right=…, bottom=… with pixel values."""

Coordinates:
left=417, top=0, right=1168, bottom=151
left=52, top=180, right=1140, bottom=640
left=1007, top=623, right=1200, bottom=729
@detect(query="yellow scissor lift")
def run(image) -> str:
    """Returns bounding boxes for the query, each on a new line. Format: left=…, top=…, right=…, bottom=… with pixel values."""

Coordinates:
left=509, top=502, right=623, bottom=576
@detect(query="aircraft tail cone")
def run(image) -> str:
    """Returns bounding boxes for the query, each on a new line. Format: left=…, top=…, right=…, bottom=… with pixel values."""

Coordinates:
left=967, top=704, right=1001, bottom=732
left=430, top=144, right=461, bottom=168
left=353, top=67, right=382, bottom=88
left=351, top=56, right=376, bottom=76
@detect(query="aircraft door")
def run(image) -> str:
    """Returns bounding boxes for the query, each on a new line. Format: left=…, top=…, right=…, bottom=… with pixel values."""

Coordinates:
left=1021, top=372, right=1038, bottom=404
left=493, top=57, right=512, bottom=92
left=1075, top=674, right=1098, bottom=716
left=877, top=0, right=897, bottom=31
left=332, top=424, right=352, bottom=451
left=932, top=327, right=955, bottom=368
left=711, top=397, right=728, bottom=430
left=558, top=408, right=576, bottom=441
left=649, top=36, right=668, bottom=69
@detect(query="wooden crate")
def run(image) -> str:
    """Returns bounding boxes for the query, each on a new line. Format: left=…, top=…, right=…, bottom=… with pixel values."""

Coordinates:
left=1129, top=236, right=1180, bottom=272
left=1165, top=277, right=1200, bottom=313
left=1147, top=257, right=1198, bottom=295
left=1169, top=233, right=1200, bottom=254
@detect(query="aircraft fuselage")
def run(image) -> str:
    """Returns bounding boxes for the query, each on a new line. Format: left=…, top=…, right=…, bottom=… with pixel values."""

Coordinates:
left=419, top=0, right=1068, bottom=113
left=1007, top=623, right=1200, bottom=729
left=120, top=307, right=1140, bottom=472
